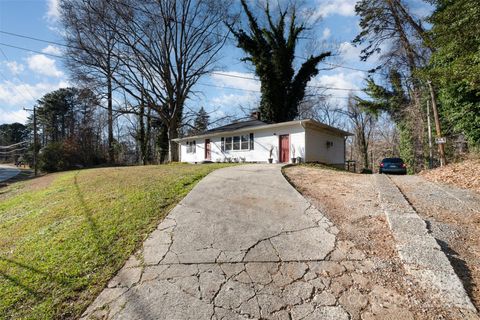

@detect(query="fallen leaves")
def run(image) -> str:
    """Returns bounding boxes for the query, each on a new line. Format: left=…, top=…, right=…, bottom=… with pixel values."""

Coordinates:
left=420, top=157, right=480, bottom=194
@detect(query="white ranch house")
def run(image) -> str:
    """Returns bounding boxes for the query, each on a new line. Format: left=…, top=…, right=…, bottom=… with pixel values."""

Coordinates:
left=174, top=118, right=352, bottom=166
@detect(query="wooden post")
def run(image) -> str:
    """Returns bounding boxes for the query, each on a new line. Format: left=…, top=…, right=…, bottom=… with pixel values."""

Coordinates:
left=427, top=81, right=446, bottom=167
left=426, top=100, right=433, bottom=169
left=33, top=106, right=38, bottom=176
left=24, top=106, right=38, bottom=176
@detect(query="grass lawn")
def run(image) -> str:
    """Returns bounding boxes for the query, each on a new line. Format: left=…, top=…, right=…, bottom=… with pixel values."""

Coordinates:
left=0, top=163, right=233, bottom=319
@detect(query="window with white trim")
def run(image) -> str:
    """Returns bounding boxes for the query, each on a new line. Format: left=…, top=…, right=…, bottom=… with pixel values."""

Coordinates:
left=186, top=141, right=196, bottom=153
left=221, top=133, right=254, bottom=151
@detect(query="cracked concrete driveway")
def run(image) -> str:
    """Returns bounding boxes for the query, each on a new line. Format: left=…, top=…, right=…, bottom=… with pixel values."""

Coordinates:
left=82, top=164, right=352, bottom=320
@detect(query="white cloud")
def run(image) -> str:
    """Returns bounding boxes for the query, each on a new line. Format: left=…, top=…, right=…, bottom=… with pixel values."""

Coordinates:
left=313, top=0, right=356, bottom=18
left=210, top=71, right=260, bottom=92
left=42, top=45, right=62, bottom=56
left=27, top=54, right=64, bottom=78
left=310, top=71, right=364, bottom=102
left=210, top=93, right=259, bottom=109
left=410, top=2, right=434, bottom=18
left=338, top=42, right=362, bottom=63
left=0, top=109, right=29, bottom=125
left=0, top=80, right=69, bottom=106
left=321, top=28, right=331, bottom=40
left=4, top=61, right=25, bottom=75
left=46, top=0, right=60, bottom=21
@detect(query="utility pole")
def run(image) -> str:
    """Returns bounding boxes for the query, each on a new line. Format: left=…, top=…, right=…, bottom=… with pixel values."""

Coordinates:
left=427, top=81, right=447, bottom=167
left=426, top=100, right=433, bottom=169
left=24, top=106, right=38, bottom=176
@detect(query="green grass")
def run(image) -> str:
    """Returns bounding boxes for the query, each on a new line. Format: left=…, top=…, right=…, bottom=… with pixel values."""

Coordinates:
left=0, top=163, right=234, bottom=319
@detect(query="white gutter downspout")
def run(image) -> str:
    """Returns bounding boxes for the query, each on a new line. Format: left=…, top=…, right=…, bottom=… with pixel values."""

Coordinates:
left=300, top=120, right=308, bottom=163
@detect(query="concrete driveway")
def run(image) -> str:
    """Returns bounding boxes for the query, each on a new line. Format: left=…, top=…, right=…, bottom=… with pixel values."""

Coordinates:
left=83, top=165, right=350, bottom=320
left=0, top=164, right=20, bottom=182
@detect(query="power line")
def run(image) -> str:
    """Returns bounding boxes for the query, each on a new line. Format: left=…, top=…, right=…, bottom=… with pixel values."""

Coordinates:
left=0, top=30, right=69, bottom=51
left=208, top=71, right=364, bottom=91
left=197, top=83, right=259, bottom=93
left=0, top=28, right=374, bottom=73
left=0, top=141, right=28, bottom=149
left=108, top=1, right=370, bottom=73
left=0, top=47, right=37, bottom=101
left=0, top=39, right=363, bottom=96
left=0, top=42, right=62, bottom=58
left=197, top=82, right=355, bottom=100
left=0, top=40, right=365, bottom=93
left=0, top=147, right=27, bottom=155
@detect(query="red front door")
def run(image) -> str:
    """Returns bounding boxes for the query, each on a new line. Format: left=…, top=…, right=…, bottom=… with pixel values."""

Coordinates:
left=205, top=139, right=211, bottom=160
left=279, top=135, right=289, bottom=163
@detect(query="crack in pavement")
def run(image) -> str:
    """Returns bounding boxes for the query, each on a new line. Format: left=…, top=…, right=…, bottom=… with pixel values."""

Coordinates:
left=81, top=165, right=352, bottom=320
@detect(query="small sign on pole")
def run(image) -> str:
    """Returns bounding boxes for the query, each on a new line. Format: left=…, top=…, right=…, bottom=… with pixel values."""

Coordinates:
left=435, top=137, right=447, bottom=144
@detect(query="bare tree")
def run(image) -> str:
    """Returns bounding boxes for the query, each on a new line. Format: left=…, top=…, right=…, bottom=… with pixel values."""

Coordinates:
left=100, top=0, right=230, bottom=161
left=298, top=93, right=346, bottom=128
left=353, top=0, right=447, bottom=170
left=61, top=0, right=122, bottom=164
left=343, top=95, right=376, bottom=169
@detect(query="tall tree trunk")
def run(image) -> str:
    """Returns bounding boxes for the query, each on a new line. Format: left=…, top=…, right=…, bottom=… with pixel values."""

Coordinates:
left=168, top=125, right=179, bottom=162
left=138, top=103, right=146, bottom=165
left=146, top=106, right=152, bottom=164
left=157, top=123, right=169, bottom=164
left=107, top=74, right=114, bottom=164
left=167, top=102, right=182, bottom=162
left=427, top=81, right=447, bottom=166
left=388, top=0, right=425, bottom=172
left=357, top=130, right=369, bottom=169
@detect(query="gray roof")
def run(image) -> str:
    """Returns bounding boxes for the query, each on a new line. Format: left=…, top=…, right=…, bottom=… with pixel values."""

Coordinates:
left=203, top=119, right=269, bottom=134
left=175, top=119, right=352, bottom=142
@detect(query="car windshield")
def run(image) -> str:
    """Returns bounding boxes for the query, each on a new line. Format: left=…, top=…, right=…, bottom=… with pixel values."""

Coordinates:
left=382, top=158, right=404, bottom=163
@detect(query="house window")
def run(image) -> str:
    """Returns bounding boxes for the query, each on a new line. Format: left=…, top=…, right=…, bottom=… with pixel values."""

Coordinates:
left=186, top=141, right=196, bottom=153
left=225, top=137, right=232, bottom=151
left=233, top=136, right=240, bottom=150
left=221, top=133, right=254, bottom=151
left=241, top=135, right=249, bottom=150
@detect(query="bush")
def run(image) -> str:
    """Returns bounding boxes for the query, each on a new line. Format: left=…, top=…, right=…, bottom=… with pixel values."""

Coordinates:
left=360, top=168, right=373, bottom=174
left=39, top=142, right=77, bottom=172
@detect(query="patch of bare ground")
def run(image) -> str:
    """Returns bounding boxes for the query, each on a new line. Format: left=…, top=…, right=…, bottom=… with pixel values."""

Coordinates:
left=390, top=174, right=480, bottom=312
left=0, top=171, right=54, bottom=200
left=284, top=165, right=479, bottom=319
left=420, top=157, right=480, bottom=194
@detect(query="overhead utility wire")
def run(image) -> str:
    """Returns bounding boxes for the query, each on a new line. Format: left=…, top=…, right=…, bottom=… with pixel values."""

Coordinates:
left=0, top=47, right=37, bottom=100
left=0, top=41, right=357, bottom=98
left=0, top=141, right=29, bottom=149
left=0, top=147, right=27, bottom=155
left=0, top=29, right=373, bottom=73
left=0, top=41, right=364, bottom=93
left=99, top=1, right=373, bottom=73
left=197, top=83, right=354, bottom=100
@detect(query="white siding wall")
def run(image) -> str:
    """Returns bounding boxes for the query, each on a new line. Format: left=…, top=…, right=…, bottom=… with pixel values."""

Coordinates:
left=179, top=124, right=306, bottom=163
left=304, top=127, right=345, bottom=165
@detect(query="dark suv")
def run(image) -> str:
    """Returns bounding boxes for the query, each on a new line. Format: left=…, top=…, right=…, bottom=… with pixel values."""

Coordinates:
left=379, top=157, right=407, bottom=174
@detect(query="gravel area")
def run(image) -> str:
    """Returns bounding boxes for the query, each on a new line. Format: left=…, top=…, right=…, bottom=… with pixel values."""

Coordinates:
left=284, top=165, right=479, bottom=319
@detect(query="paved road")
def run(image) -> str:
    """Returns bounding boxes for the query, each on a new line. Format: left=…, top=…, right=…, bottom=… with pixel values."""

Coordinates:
left=83, top=165, right=349, bottom=320
left=0, top=164, right=20, bottom=182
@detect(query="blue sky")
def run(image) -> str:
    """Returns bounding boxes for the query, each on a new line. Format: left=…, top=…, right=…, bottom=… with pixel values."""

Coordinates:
left=0, top=0, right=384, bottom=125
